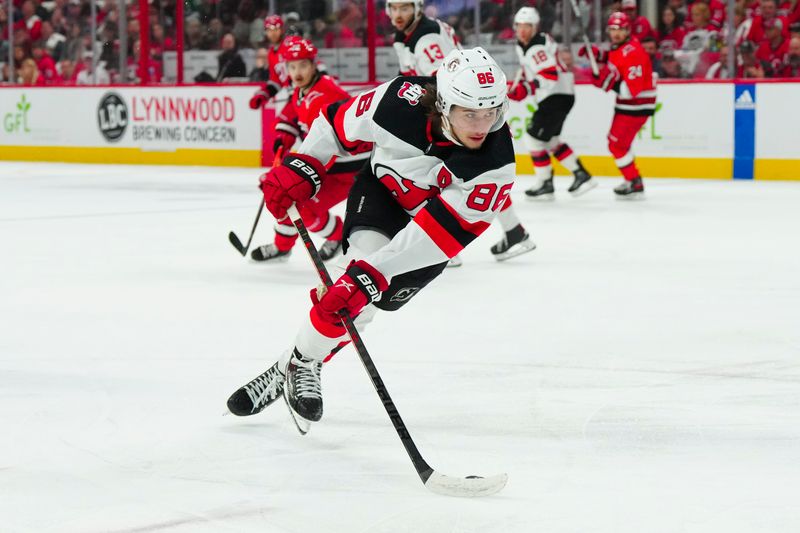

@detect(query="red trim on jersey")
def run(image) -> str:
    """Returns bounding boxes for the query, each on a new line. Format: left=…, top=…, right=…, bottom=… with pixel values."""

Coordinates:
left=438, top=197, right=490, bottom=236
left=539, top=67, right=559, bottom=81
left=330, top=97, right=363, bottom=152
left=414, top=209, right=463, bottom=258
left=426, top=118, right=454, bottom=146
left=309, top=308, right=346, bottom=338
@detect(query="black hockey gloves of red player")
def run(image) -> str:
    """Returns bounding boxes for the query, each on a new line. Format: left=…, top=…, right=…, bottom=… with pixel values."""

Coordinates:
left=285, top=204, right=508, bottom=497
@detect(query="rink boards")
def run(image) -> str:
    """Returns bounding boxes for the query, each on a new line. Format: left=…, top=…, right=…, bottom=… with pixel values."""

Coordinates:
left=0, top=81, right=798, bottom=179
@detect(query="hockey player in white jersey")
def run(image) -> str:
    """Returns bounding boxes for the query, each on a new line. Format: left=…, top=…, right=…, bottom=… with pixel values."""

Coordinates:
left=227, top=48, right=514, bottom=429
left=388, top=0, right=460, bottom=76
left=508, top=7, right=595, bottom=199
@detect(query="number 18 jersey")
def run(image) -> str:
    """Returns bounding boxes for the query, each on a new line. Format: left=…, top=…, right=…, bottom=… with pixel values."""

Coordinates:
left=517, top=32, right=574, bottom=103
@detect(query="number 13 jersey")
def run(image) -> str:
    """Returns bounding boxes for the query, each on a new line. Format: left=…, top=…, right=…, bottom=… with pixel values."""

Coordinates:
left=393, top=17, right=461, bottom=76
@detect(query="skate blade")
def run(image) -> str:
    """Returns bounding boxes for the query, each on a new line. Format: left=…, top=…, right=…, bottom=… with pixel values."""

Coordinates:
left=614, top=191, right=646, bottom=201
left=569, top=179, right=598, bottom=197
left=251, top=254, right=292, bottom=263
left=283, top=388, right=311, bottom=435
left=524, top=192, right=555, bottom=201
left=493, top=239, right=537, bottom=262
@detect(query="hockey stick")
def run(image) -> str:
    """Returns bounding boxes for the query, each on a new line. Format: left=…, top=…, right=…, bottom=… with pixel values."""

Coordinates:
left=228, top=147, right=284, bottom=256
left=287, top=204, right=508, bottom=498
left=567, top=0, right=599, bottom=76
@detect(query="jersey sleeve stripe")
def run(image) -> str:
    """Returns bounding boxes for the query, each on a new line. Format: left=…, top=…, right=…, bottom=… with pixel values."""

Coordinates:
left=414, top=196, right=490, bottom=257
left=538, top=67, right=559, bottom=80
left=413, top=208, right=463, bottom=258
left=324, top=99, right=362, bottom=153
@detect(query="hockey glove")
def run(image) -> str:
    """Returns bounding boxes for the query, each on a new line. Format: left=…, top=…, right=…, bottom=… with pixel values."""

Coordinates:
left=249, top=89, right=269, bottom=110
left=259, top=153, right=326, bottom=220
left=592, top=65, right=621, bottom=92
left=507, top=81, right=536, bottom=101
left=578, top=44, right=608, bottom=63
left=311, top=260, right=389, bottom=324
left=273, top=130, right=297, bottom=153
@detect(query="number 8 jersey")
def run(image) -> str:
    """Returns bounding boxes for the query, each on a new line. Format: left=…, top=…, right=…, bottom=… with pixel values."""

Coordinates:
left=393, top=16, right=461, bottom=76
left=517, top=32, right=574, bottom=103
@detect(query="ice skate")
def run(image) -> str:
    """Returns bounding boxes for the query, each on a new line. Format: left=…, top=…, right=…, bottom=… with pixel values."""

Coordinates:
left=319, top=239, right=342, bottom=261
left=251, top=243, right=292, bottom=262
left=490, top=224, right=536, bottom=262
left=525, top=177, right=554, bottom=200
left=614, top=177, right=645, bottom=199
left=227, top=360, right=286, bottom=416
left=568, top=162, right=596, bottom=196
left=284, top=349, right=323, bottom=434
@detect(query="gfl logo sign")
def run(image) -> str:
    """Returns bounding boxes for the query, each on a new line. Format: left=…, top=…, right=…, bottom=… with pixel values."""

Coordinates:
left=3, top=94, right=31, bottom=133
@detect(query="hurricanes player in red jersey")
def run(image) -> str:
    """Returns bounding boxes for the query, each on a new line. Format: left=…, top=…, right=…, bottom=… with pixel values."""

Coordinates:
left=250, top=38, right=371, bottom=262
left=581, top=12, right=656, bottom=197
left=249, top=15, right=291, bottom=107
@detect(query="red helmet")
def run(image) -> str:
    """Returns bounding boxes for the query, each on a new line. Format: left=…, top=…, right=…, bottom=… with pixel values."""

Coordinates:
left=264, top=14, right=284, bottom=30
left=280, top=37, right=317, bottom=62
left=607, top=11, right=630, bottom=30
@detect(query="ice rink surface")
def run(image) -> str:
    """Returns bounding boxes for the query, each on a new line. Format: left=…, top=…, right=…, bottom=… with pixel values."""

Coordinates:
left=1, top=161, right=799, bottom=533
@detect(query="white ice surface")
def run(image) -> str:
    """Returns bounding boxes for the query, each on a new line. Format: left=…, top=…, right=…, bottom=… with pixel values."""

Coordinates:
left=1, top=162, right=799, bottom=533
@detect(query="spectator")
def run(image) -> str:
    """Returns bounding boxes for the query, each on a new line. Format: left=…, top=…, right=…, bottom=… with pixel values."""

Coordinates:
left=641, top=36, right=662, bottom=71
left=77, top=52, right=110, bottom=84
left=668, top=0, right=689, bottom=19
left=779, top=35, right=800, bottom=75
left=659, top=5, right=687, bottom=49
left=185, top=14, right=204, bottom=50
left=14, top=0, right=43, bottom=42
left=740, top=39, right=768, bottom=76
left=658, top=48, right=687, bottom=77
left=756, top=17, right=790, bottom=74
left=249, top=46, right=269, bottom=81
left=687, top=0, right=726, bottom=30
left=750, top=0, right=790, bottom=42
left=622, top=0, right=656, bottom=41
left=31, top=40, right=57, bottom=82
left=778, top=0, right=800, bottom=23
left=705, top=43, right=732, bottom=77
left=55, top=57, right=78, bottom=84
left=216, top=33, right=246, bottom=80
left=232, top=0, right=257, bottom=48
left=683, top=2, right=719, bottom=51
left=41, top=20, right=67, bottom=61
left=20, top=57, right=45, bottom=85
left=63, top=22, right=84, bottom=62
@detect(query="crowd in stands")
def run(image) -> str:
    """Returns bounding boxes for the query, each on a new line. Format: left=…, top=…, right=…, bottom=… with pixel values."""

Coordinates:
left=1, top=0, right=799, bottom=85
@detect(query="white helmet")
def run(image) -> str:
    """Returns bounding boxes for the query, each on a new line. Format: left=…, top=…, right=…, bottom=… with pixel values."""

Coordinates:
left=435, top=47, right=508, bottom=144
left=385, top=0, right=424, bottom=19
left=514, top=7, right=540, bottom=27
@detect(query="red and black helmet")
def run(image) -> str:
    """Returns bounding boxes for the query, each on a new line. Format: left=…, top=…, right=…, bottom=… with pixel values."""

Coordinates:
left=607, top=11, right=631, bottom=31
left=280, top=37, right=317, bottom=62
left=264, top=14, right=284, bottom=30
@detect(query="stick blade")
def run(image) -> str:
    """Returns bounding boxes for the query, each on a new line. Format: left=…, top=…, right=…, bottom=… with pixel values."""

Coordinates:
left=424, top=472, right=508, bottom=498
left=228, top=231, right=247, bottom=256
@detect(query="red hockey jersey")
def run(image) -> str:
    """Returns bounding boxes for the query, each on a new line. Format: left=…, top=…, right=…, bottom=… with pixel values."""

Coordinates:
left=607, top=38, right=657, bottom=116
left=275, top=74, right=352, bottom=139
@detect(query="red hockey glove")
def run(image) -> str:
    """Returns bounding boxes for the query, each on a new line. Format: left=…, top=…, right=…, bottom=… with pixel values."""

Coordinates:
left=249, top=89, right=269, bottom=110
left=310, top=260, right=389, bottom=324
left=578, top=44, right=608, bottom=63
left=259, top=153, right=326, bottom=220
left=272, top=130, right=297, bottom=153
left=592, top=65, right=621, bottom=92
left=507, top=82, right=532, bottom=101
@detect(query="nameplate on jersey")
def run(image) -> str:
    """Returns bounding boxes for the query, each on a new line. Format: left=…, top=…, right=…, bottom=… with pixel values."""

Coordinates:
left=397, top=82, right=426, bottom=106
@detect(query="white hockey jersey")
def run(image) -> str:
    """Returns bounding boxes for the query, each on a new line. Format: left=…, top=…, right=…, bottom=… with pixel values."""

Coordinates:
left=516, top=33, right=574, bottom=103
left=299, top=77, right=516, bottom=280
left=393, top=17, right=460, bottom=76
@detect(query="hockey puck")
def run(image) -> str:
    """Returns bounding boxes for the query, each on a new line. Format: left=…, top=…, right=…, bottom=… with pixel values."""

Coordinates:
left=466, top=475, right=483, bottom=479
